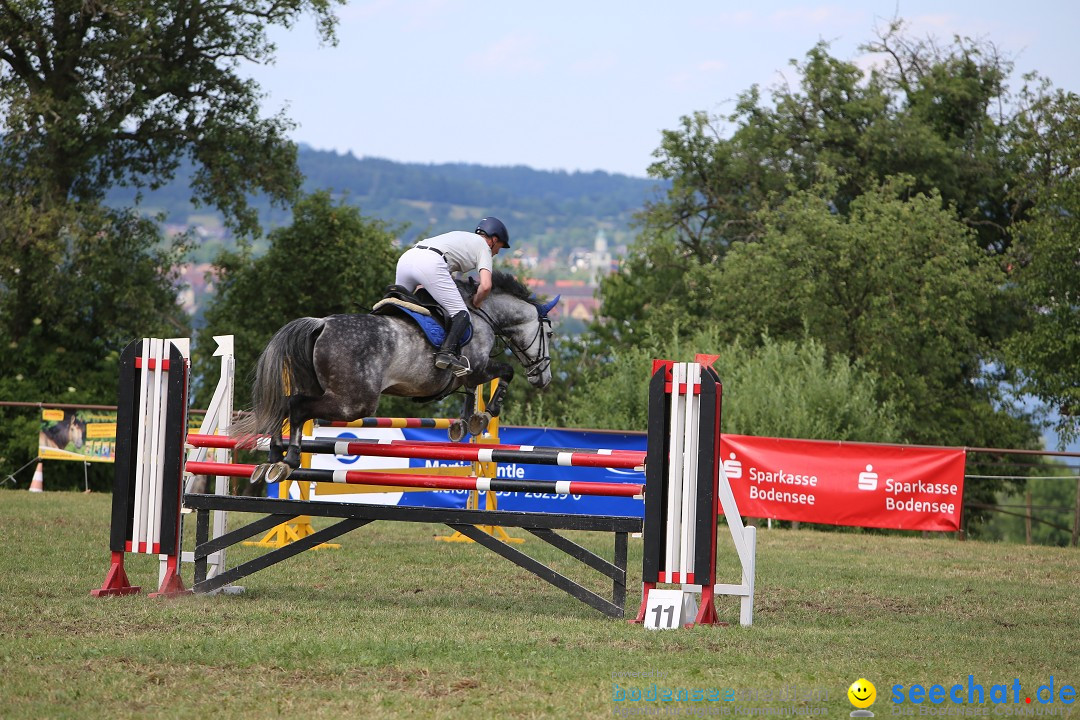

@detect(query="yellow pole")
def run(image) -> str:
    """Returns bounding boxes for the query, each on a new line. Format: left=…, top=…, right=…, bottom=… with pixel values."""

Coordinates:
left=436, top=380, right=522, bottom=544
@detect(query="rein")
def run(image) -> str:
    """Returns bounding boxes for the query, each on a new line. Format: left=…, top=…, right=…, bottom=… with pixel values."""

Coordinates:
left=472, top=302, right=552, bottom=381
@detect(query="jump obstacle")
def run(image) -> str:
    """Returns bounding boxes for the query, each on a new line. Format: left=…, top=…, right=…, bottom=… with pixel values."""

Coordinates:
left=93, top=337, right=756, bottom=624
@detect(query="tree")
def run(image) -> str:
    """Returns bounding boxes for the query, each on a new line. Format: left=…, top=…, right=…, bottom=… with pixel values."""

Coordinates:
left=718, top=335, right=900, bottom=442
left=596, top=21, right=1051, bottom=455
left=194, top=191, right=401, bottom=409
left=592, top=230, right=721, bottom=347
left=712, top=178, right=1012, bottom=444
left=512, top=325, right=899, bottom=443
left=630, top=24, right=1015, bottom=279
left=0, top=0, right=342, bottom=488
left=0, top=0, right=341, bottom=232
left=0, top=204, right=190, bottom=489
left=857, top=22, right=1014, bottom=251
left=1002, top=82, right=1080, bottom=445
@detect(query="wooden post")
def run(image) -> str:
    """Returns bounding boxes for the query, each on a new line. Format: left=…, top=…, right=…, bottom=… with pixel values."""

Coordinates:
left=1025, top=491, right=1033, bottom=545
left=1072, top=477, right=1079, bottom=548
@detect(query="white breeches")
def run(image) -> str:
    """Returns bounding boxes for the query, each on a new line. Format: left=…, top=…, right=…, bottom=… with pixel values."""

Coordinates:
left=395, top=248, right=468, bottom=317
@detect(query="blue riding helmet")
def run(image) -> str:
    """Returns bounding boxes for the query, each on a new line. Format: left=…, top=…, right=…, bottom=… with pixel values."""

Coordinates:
left=476, top=217, right=510, bottom=248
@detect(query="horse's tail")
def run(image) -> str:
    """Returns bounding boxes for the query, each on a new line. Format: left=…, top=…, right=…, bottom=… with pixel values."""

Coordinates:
left=231, top=317, right=326, bottom=438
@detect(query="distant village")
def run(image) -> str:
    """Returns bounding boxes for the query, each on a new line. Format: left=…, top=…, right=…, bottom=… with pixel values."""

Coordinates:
left=176, top=228, right=623, bottom=334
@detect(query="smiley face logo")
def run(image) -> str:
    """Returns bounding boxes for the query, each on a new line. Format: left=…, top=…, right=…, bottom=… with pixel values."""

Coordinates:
left=848, top=678, right=877, bottom=709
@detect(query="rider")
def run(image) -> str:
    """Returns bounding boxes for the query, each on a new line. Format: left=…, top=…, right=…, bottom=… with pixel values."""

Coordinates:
left=394, top=217, right=510, bottom=377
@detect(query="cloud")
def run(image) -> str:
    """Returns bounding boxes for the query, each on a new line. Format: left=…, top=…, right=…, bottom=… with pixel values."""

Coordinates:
left=340, top=0, right=451, bottom=29
left=466, top=34, right=547, bottom=74
left=698, top=10, right=757, bottom=29
left=769, top=4, right=864, bottom=27
left=571, top=51, right=618, bottom=75
left=401, top=0, right=454, bottom=29
left=338, top=0, right=397, bottom=22
left=665, top=64, right=733, bottom=95
left=698, top=60, right=729, bottom=74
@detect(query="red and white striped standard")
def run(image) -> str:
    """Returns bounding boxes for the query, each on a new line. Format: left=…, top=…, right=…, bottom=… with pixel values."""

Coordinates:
left=184, top=461, right=644, bottom=498
left=186, top=433, right=645, bottom=470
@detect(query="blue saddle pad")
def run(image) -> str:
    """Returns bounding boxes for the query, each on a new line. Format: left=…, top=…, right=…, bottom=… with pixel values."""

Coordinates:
left=397, top=307, right=472, bottom=348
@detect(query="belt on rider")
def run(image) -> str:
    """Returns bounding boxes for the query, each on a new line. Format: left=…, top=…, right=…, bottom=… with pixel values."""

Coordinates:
left=414, top=245, right=445, bottom=259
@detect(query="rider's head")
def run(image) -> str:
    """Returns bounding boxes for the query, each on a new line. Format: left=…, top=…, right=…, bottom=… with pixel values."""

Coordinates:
left=476, top=217, right=510, bottom=253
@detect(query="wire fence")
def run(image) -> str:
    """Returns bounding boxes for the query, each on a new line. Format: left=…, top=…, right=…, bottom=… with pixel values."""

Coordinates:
left=6, top=401, right=1079, bottom=544
left=965, top=446, right=1080, bottom=546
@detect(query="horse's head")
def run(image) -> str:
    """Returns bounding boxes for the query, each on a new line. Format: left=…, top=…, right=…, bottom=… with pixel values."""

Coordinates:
left=476, top=272, right=558, bottom=388
left=69, top=417, right=86, bottom=448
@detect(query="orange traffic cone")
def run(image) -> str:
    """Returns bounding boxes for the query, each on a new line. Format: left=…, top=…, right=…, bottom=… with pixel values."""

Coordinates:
left=29, top=462, right=44, bottom=492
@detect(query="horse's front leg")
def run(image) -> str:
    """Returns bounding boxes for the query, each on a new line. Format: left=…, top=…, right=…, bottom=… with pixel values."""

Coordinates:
left=468, top=362, right=514, bottom=437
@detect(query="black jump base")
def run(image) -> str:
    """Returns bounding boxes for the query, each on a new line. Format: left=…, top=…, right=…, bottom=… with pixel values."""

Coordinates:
left=185, top=493, right=643, bottom=618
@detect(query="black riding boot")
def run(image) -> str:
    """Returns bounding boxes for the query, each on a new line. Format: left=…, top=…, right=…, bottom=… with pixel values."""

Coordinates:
left=435, top=311, right=472, bottom=377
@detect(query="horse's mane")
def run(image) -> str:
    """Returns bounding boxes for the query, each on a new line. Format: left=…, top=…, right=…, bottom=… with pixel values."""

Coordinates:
left=43, top=423, right=67, bottom=443
left=490, top=270, right=534, bottom=303
left=460, top=270, right=539, bottom=307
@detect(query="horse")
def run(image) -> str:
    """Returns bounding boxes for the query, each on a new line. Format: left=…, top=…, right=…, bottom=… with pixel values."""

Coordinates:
left=232, top=271, right=558, bottom=484
left=39, top=411, right=87, bottom=451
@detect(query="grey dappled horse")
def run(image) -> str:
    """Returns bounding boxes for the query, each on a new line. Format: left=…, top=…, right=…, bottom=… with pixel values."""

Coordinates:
left=233, top=271, right=557, bottom=484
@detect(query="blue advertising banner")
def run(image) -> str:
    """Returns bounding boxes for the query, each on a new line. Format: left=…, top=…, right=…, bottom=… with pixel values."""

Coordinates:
left=300, top=425, right=647, bottom=518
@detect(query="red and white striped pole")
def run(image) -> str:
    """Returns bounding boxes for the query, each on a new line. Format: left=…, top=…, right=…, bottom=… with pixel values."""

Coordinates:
left=187, top=433, right=645, bottom=470
left=185, top=460, right=643, bottom=498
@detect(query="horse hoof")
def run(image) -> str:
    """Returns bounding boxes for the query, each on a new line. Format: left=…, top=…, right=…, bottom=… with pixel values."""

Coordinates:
left=264, top=462, right=293, bottom=484
left=449, top=420, right=467, bottom=443
left=249, top=464, right=270, bottom=484
left=468, top=412, right=492, bottom=437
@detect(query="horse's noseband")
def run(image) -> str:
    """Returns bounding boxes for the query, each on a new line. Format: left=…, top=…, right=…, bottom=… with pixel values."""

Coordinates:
left=473, top=303, right=553, bottom=381
left=523, top=313, right=554, bottom=381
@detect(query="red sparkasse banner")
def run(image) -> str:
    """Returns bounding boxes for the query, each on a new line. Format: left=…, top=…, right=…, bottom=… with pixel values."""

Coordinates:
left=720, top=434, right=966, bottom=532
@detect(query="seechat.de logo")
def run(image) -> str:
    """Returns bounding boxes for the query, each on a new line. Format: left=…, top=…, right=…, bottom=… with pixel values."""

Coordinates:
left=849, top=678, right=877, bottom=717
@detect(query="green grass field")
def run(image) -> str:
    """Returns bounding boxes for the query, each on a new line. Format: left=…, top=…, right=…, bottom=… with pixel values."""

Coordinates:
left=1, top=490, right=1077, bottom=719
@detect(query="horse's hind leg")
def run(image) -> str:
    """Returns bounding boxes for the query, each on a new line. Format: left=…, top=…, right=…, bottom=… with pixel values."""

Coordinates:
left=267, top=433, right=286, bottom=464
left=250, top=425, right=287, bottom=484
left=275, top=392, right=373, bottom=476
left=282, top=394, right=317, bottom=468
left=256, top=394, right=316, bottom=484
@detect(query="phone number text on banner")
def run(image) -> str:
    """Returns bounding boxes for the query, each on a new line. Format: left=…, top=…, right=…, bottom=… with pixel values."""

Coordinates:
left=721, top=434, right=966, bottom=532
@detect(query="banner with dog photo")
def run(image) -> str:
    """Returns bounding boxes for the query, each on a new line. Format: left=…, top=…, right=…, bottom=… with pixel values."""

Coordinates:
left=39, top=409, right=117, bottom=463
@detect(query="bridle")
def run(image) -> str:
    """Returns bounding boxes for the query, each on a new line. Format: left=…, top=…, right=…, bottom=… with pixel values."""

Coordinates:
left=472, top=301, right=553, bottom=383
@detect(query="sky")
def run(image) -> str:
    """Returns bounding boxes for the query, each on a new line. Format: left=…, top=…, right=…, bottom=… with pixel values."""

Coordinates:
left=246, top=0, right=1080, bottom=178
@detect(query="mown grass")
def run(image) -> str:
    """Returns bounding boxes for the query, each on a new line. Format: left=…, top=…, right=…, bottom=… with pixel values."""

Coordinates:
left=1, top=490, right=1077, bottom=719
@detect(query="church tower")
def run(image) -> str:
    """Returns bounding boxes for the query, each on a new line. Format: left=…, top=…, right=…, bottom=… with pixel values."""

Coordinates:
left=591, top=229, right=612, bottom=285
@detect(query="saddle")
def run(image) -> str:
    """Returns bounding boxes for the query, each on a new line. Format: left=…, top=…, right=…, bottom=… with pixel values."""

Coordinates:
left=371, top=285, right=471, bottom=348
left=372, top=285, right=453, bottom=327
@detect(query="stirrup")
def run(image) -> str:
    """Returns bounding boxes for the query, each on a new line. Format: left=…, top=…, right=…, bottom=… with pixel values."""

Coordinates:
left=449, top=355, right=471, bottom=377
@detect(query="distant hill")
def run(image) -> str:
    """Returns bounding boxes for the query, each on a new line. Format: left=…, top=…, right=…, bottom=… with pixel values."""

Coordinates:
left=107, top=146, right=664, bottom=260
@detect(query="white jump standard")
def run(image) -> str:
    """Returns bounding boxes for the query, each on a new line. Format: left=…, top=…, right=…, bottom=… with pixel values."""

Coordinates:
left=92, top=338, right=189, bottom=598
left=635, top=359, right=757, bottom=627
